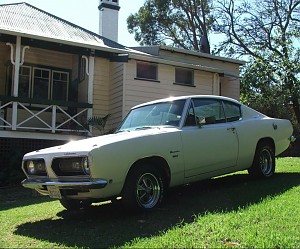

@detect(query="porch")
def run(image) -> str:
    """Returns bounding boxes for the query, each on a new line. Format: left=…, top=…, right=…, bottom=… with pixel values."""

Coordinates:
left=0, top=95, right=93, bottom=140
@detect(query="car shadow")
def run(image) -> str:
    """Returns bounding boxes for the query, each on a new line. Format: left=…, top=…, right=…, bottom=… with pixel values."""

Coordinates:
left=14, top=172, right=300, bottom=248
left=0, top=186, right=53, bottom=211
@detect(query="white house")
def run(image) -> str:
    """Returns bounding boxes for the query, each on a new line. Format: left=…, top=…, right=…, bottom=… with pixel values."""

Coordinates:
left=0, top=1, right=244, bottom=163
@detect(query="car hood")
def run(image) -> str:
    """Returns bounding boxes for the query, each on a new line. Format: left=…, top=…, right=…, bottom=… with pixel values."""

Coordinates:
left=24, top=127, right=179, bottom=158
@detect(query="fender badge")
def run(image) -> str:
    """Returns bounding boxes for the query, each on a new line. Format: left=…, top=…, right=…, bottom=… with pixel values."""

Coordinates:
left=64, top=152, right=77, bottom=155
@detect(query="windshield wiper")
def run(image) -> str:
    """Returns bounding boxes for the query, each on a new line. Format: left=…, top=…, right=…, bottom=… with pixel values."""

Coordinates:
left=134, top=126, right=160, bottom=131
left=115, top=129, right=130, bottom=133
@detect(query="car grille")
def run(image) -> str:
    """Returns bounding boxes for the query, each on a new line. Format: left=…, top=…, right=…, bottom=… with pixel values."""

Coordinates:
left=52, top=157, right=89, bottom=176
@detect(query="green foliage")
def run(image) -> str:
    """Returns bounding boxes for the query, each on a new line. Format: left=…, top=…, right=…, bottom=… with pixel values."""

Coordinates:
left=216, top=0, right=300, bottom=124
left=87, top=114, right=110, bottom=135
left=127, top=0, right=214, bottom=51
left=241, top=59, right=294, bottom=120
left=0, top=147, right=26, bottom=187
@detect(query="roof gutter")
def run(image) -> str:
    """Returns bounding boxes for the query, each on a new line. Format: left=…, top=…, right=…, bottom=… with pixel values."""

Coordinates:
left=128, top=53, right=224, bottom=74
left=0, top=29, right=130, bottom=55
left=159, top=45, right=245, bottom=65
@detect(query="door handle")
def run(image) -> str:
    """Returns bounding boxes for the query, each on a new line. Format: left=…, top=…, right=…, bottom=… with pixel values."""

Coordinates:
left=227, top=127, right=236, bottom=132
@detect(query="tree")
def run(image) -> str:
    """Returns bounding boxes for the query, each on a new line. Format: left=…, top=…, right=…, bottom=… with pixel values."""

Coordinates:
left=215, top=0, right=300, bottom=124
left=240, top=58, right=297, bottom=124
left=127, top=0, right=214, bottom=52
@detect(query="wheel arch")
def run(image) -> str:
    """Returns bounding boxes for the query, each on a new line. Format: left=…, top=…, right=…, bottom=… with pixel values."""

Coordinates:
left=124, top=156, right=171, bottom=189
left=256, top=137, right=275, bottom=152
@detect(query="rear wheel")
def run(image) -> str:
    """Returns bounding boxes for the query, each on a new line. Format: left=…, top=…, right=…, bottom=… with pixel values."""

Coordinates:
left=60, top=198, right=92, bottom=211
left=248, top=142, right=275, bottom=178
left=122, top=164, right=165, bottom=211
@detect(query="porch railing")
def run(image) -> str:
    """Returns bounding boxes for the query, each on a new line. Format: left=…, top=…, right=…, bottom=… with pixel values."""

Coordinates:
left=0, top=95, right=93, bottom=136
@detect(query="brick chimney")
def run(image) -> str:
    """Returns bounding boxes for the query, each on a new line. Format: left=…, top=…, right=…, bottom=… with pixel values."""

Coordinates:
left=98, top=0, right=120, bottom=42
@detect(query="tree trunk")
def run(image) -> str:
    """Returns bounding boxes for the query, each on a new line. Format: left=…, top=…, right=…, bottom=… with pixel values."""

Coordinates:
left=292, top=95, right=300, bottom=125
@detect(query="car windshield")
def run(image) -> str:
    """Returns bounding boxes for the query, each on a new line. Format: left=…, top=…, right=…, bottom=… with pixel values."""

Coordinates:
left=117, top=99, right=186, bottom=132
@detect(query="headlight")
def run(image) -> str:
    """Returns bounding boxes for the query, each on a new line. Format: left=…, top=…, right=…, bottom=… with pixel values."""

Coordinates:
left=27, top=161, right=36, bottom=174
left=25, top=159, right=46, bottom=176
left=52, top=156, right=91, bottom=176
left=82, top=157, right=90, bottom=174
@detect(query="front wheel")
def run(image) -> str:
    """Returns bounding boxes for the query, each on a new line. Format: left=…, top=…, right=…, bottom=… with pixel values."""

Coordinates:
left=248, top=142, right=275, bottom=178
left=122, top=164, right=165, bottom=211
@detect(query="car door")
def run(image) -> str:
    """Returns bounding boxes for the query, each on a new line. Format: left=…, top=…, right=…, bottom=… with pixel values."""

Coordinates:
left=181, top=98, right=239, bottom=178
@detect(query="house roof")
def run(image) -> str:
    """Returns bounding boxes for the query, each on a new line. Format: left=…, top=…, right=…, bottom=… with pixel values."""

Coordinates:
left=0, top=2, right=243, bottom=74
left=0, top=2, right=132, bottom=54
left=130, top=45, right=245, bottom=65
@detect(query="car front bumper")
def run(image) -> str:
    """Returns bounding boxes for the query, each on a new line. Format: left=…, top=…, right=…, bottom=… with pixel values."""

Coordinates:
left=22, top=178, right=108, bottom=199
left=22, top=178, right=108, bottom=190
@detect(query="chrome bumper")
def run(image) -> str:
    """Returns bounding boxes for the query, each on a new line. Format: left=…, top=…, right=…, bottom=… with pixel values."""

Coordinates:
left=289, top=135, right=296, bottom=143
left=22, top=178, right=108, bottom=190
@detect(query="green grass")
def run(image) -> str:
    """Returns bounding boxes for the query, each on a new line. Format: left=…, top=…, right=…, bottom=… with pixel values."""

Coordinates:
left=1, top=157, right=299, bottom=248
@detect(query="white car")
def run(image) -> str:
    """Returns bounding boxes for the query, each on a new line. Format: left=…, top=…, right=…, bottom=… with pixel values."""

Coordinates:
left=21, top=95, right=295, bottom=211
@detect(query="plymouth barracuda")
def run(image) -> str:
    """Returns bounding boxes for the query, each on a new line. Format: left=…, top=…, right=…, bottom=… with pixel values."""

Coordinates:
left=21, top=95, right=295, bottom=211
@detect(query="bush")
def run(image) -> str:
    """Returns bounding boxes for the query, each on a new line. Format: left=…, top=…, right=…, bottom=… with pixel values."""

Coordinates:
left=0, top=147, right=25, bottom=187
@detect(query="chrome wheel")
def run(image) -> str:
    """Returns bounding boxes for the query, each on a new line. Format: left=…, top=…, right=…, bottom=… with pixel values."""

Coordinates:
left=248, top=142, right=275, bottom=178
left=136, top=173, right=161, bottom=209
left=122, top=164, right=165, bottom=210
left=259, top=148, right=273, bottom=176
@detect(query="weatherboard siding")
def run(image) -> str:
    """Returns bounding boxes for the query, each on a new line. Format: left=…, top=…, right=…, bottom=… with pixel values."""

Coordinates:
left=122, top=60, right=216, bottom=117
left=109, top=62, right=124, bottom=130
left=93, top=58, right=110, bottom=119
left=25, top=48, right=72, bottom=69
left=221, top=77, right=240, bottom=100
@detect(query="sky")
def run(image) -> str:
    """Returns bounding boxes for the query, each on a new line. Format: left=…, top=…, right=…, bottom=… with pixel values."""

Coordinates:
left=0, top=0, right=145, bottom=46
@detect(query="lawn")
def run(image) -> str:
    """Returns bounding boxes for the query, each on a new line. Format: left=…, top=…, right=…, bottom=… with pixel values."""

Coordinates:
left=0, top=157, right=299, bottom=248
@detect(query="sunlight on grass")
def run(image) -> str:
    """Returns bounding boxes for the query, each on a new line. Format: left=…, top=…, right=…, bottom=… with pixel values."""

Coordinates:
left=123, top=186, right=300, bottom=248
left=0, top=157, right=299, bottom=248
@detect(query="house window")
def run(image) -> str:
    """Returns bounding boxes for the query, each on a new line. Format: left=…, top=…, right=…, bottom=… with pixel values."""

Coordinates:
left=136, top=62, right=158, bottom=81
left=18, top=66, right=31, bottom=98
left=16, top=66, right=70, bottom=101
left=52, top=71, right=69, bottom=101
left=175, top=68, right=194, bottom=85
left=32, top=67, right=51, bottom=99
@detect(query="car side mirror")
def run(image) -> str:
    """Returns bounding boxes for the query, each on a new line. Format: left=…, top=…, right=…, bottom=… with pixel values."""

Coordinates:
left=198, top=116, right=206, bottom=127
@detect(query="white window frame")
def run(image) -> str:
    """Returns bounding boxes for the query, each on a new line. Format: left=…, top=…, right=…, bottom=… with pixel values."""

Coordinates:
left=32, top=67, right=51, bottom=99
left=18, top=65, right=32, bottom=98
left=51, top=70, right=69, bottom=101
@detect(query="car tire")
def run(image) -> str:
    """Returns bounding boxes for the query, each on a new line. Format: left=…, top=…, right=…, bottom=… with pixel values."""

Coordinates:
left=60, top=198, right=92, bottom=211
left=122, top=164, right=165, bottom=211
left=248, top=142, right=275, bottom=178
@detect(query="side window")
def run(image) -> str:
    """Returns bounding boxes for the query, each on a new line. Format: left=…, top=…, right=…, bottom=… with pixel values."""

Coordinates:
left=184, top=103, right=197, bottom=126
left=187, top=99, right=226, bottom=125
left=223, top=101, right=241, bottom=122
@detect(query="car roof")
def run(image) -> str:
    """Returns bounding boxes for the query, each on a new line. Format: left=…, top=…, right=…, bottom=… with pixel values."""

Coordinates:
left=132, top=95, right=241, bottom=109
